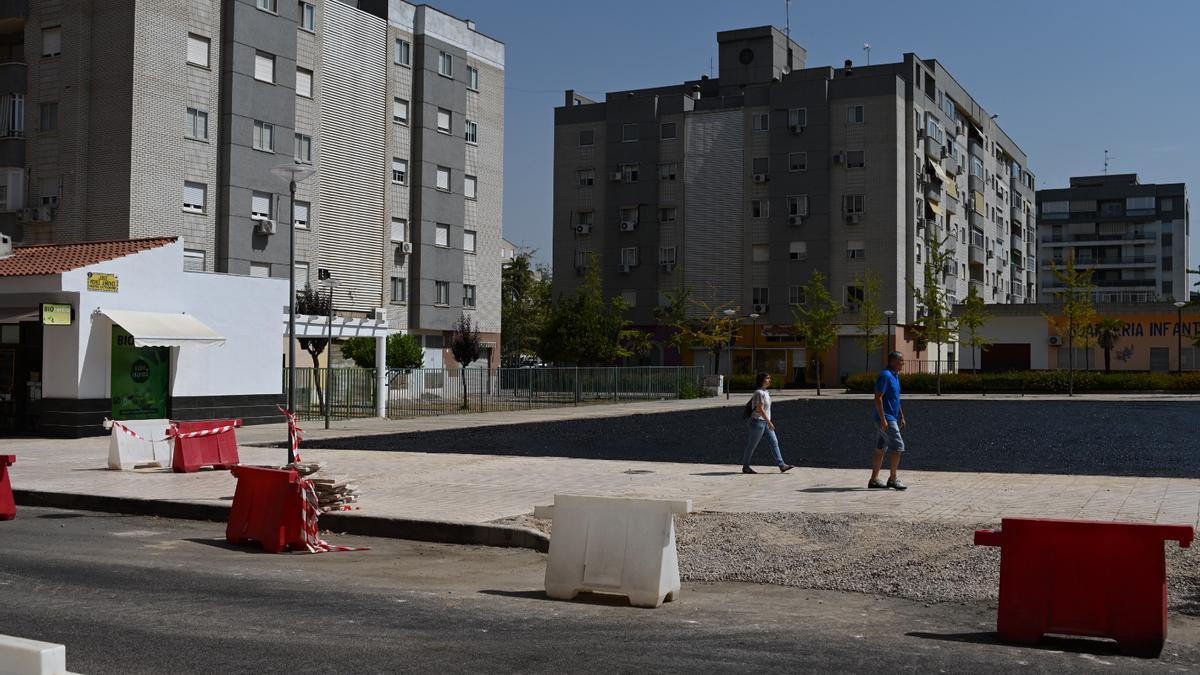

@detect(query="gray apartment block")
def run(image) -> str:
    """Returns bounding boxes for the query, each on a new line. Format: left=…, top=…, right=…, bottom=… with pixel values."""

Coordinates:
left=0, top=0, right=504, bottom=360
left=1036, top=174, right=1190, bottom=303
left=553, top=27, right=1036, bottom=375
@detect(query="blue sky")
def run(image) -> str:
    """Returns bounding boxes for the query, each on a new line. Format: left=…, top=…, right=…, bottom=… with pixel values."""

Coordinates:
left=430, top=0, right=1200, bottom=271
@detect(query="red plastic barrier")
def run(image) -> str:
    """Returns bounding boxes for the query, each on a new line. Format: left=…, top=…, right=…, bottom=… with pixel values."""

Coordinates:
left=226, top=465, right=305, bottom=553
left=975, top=517, right=1194, bottom=657
left=171, top=419, right=242, bottom=473
left=0, top=455, right=14, bottom=520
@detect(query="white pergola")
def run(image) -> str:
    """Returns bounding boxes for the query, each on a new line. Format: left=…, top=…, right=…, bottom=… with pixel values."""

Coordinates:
left=284, top=308, right=394, bottom=418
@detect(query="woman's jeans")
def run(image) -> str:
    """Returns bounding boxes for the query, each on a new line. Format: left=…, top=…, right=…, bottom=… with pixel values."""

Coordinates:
left=742, top=419, right=784, bottom=467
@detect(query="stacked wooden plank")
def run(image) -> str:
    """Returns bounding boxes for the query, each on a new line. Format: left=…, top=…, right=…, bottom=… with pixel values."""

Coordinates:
left=290, top=462, right=360, bottom=512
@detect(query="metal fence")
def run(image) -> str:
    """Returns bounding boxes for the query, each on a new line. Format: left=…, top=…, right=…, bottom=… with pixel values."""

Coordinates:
left=287, top=366, right=705, bottom=421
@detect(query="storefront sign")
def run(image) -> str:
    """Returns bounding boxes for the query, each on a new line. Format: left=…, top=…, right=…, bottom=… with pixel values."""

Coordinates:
left=111, top=327, right=169, bottom=420
left=87, top=272, right=119, bottom=293
left=40, top=303, right=73, bottom=326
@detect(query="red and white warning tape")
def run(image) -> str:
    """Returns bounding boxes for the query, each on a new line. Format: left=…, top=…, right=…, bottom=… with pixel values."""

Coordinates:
left=104, top=419, right=242, bottom=443
left=278, top=405, right=303, bottom=462
left=298, top=478, right=368, bottom=553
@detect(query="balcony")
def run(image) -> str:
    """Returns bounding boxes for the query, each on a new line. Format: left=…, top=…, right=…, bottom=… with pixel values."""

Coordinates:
left=1010, top=234, right=1022, bottom=250
left=1040, top=255, right=1158, bottom=268
left=1026, top=241, right=1036, bottom=256
left=926, top=185, right=941, bottom=202
left=1042, top=278, right=1157, bottom=290
left=968, top=244, right=985, bottom=265
left=924, top=135, right=942, bottom=159
left=969, top=279, right=984, bottom=295
left=1011, top=281, right=1024, bottom=298
left=1010, top=207, right=1023, bottom=224
left=969, top=174, right=985, bottom=193
left=1040, top=232, right=1156, bottom=245
left=944, top=195, right=959, bottom=214
left=944, top=156, right=961, bottom=176
left=0, top=1, right=28, bottom=22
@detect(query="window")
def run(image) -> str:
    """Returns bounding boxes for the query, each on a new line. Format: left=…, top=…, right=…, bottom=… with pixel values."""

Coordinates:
left=435, top=281, right=450, bottom=305
left=1163, top=256, right=1173, bottom=272
left=788, top=108, right=807, bottom=129
left=437, top=108, right=451, bottom=133
left=390, top=218, right=406, bottom=242
left=787, top=195, right=809, bottom=216
left=392, top=98, right=408, bottom=124
left=184, top=249, right=206, bottom=272
left=186, top=107, right=208, bottom=140
left=391, top=158, right=407, bottom=184
left=846, top=150, right=865, bottom=168
left=39, top=102, right=58, bottom=132
left=250, top=263, right=271, bottom=278
left=182, top=181, right=206, bottom=213
left=620, top=163, right=639, bottom=182
left=293, top=200, right=310, bottom=228
left=1162, top=198, right=1174, bottom=212
left=256, top=0, right=277, bottom=11
left=465, top=120, right=478, bottom=144
left=435, top=223, right=450, bottom=247
left=251, top=191, right=272, bottom=219
left=752, top=287, right=769, bottom=305
left=254, top=51, right=275, bottom=83
left=296, top=68, right=313, bottom=97
left=752, top=157, right=769, bottom=174
left=463, top=284, right=477, bottom=308
left=658, top=247, right=677, bottom=265
left=1163, top=280, right=1174, bottom=297
left=464, top=175, right=477, bottom=199
left=436, top=166, right=450, bottom=192
left=620, top=247, right=639, bottom=266
left=847, top=104, right=865, bottom=123
left=660, top=122, right=676, bottom=140
left=394, top=38, right=411, bottom=66
left=845, top=285, right=864, bottom=309
left=658, top=163, right=677, bottom=181
left=752, top=112, right=769, bottom=131
left=1041, top=200, right=1069, bottom=218
left=35, top=177, right=57, bottom=206
left=390, top=277, right=407, bottom=303
left=294, top=263, right=309, bottom=281
left=751, top=199, right=769, bottom=218
left=1126, top=196, right=1156, bottom=213
left=620, top=206, right=639, bottom=223
left=464, top=229, right=477, bottom=253
left=579, top=129, right=594, bottom=146
left=187, top=33, right=210, bottom=67
left=752, top=245, right=770, bottom=262
left=658, top=207, right=677, bottom=223
left=299, top=2, right=316, bottom=31
left=577, top=169, right=594, bottom=187
left=41, top=27, right=62, bottom=57
left=789, top=241, right=807, bottom=261
left=577, top=211, right=593, bottom=226
left=1162, top=233, right=1173, bottom=247
left=788, top=152, right=807, bottom=172
left=622, top=123, right=638, bottom=142
left=843, top=194, right=865, bottom=214
left=847, top=240, right=866, bottom=259
left=253, top=120, right=274, bottom=151
left=294, top=133, right=312, bottom=163
left=438, top=51, right=453, bottom=77
left=789, top=286, right=805, bottom=305
left=467, top=66, right=479, bottom=91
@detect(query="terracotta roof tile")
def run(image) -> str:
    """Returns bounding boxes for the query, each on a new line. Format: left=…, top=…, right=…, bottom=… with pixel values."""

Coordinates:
left=0, top=237, right=177, bottom=277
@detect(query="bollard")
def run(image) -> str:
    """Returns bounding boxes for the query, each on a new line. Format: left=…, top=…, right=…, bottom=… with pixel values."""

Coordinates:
left=0, top=455, right=14, bottom=520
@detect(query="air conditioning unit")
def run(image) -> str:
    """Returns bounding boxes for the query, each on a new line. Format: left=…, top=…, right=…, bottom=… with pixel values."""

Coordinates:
left=752, top=304, right=769, bottom=314
left=788, top=124, right=804, bottom=135
left=955, top=124, right=964, bottom=137
left=752, top=173, right=769, bottom=183
left=574, top=223, right=592, bottom=235
left=659, top=262, right=675, bottom=272
left=788, top=215, right=805, bottom=226
left=832, top=152, right=843, bottom=165
left=619, top=221, right=637, bottom=232
left=394, top=241, right=413, bottom=255
left=940, top=147, right=949, bottom=159
left=36, top=206, right=54, bottom=222
left=845, top=214, right=861, bottom=225
left=609, top=171, right=623, bottom=182
left=1046, top=335, right=1063, bottom=346
left=618, top=264, right=632, bottom=273
left=253, top=218, right=277, bottom=235
left=16, top=207, right=35, bottom=223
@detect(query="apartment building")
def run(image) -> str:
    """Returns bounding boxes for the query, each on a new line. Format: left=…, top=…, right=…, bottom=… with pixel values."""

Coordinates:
left=1036, top=174, right=1189, bottom=303
left=552, top=26, right=1035, bottom=383
left=0, top=0, right=504, bottom=366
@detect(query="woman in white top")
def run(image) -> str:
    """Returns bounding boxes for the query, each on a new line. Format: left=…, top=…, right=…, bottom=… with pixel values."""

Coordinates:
left=741, top=372, right=795, bottom=474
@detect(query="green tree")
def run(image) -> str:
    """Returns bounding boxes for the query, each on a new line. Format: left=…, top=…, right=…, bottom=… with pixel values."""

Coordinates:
left=912, top=232, right=957, bottom=395
left=791, top=271, right=842, bottom=396
left=1095, top=317, right=1124, bottom=374
left=958, top=284, right=992, bottom=373
left=1049, top=251, right=1096, bottom=395
left=451, top=314, right=483, bottom=409
left=852, top=271, right=885, bottom=373
left=538, top=254, right=639, bottom=365
left=340, top=334, right=424, bottom=370
left=294, top=284, right=332, bottom=411
left=501, top=252, right=552, bottom=366
left=655, top=281, right=739, bottom=375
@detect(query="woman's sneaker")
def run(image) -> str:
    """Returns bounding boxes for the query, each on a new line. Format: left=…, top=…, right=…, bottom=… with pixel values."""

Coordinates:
left=887, top=478, right=908, bottom=491
left=868, top=478, right=888, bottom=489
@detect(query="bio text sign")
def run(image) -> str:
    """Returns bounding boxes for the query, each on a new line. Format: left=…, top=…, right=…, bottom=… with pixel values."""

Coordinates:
left=40, top=303, right=73, bottom=326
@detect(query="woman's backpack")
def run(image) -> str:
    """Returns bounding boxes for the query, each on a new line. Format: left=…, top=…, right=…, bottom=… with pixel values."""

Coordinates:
left=742, top=392, right=757, bottom=419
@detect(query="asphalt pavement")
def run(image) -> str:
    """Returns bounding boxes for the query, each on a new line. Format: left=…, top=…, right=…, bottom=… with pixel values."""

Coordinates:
left=3, top=508, right=1199, bottom=673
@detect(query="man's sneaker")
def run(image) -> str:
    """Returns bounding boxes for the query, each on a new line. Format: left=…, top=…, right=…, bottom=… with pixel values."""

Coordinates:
left=779, top=464, right=795, bottom=473
left=867, top=478, right=888, bottom=489
left=742, top=465, right=757, bottom=474
left=887, top=478, right=908, bottom=491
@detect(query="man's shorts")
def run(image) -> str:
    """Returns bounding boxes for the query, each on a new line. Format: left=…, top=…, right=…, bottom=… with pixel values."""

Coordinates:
left=875, top=419, right=905, bottom=453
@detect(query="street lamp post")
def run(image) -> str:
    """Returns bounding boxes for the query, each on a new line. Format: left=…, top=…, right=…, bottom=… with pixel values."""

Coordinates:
left=723, top=308, right=737, bottom=399
left=271, top=164, right=317, bottom=464
left=1175, top=300, right=1188, bottom=375
left=749, top=312, right=760, bottom=374
left=320, top=272, right=337, bottom=430
left=883, top=309, right=895, bottom=356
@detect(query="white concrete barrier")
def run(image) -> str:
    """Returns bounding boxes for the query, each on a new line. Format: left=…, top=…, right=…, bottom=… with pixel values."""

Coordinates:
left=542, top=494, right=692, bottom=608
left=0, top=634, right=73, bottom=675
left=106, top=418, right=172, bottom=470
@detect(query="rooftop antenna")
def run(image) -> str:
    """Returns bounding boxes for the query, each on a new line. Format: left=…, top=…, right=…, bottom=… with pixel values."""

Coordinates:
left=863, top=42, right=871, bottom=66
left=785, top=0, right=791, bottom=39
left=1103, top=149, right=1114, bottom=175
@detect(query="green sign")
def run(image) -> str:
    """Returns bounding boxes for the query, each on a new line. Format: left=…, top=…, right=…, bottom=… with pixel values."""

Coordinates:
left=40, top=303, right=73, bottom=326
left=111, top=327, right=169, bottom=420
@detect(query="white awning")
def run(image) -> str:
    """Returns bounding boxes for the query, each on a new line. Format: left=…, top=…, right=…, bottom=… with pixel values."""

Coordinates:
left=99, top=309, right=225, bottom=348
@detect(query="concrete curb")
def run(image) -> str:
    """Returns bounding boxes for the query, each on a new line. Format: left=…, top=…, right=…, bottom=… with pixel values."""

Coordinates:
left=12, top=490, right=550, bottom=553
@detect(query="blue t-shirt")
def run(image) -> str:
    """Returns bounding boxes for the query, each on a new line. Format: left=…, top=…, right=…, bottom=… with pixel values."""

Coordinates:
left=874, top=369, right=902, bottom=422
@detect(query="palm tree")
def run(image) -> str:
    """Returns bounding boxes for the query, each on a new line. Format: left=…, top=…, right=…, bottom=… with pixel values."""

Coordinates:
left=1095, top=317, right=1124, bottom=374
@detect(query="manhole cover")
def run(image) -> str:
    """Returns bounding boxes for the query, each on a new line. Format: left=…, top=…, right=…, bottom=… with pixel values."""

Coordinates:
left=623, top=469, right=654, bottom=475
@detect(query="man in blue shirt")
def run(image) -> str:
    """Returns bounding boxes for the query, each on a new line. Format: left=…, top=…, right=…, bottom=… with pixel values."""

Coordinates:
left=869, top=351, right=908, bottom=490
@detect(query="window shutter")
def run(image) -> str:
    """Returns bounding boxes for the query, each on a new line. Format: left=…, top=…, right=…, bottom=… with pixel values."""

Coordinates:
left=42, top=27, right=62, bottom=56
left=294, top=202, right=309, bottom=224
left=251, top=192, right=270, bottom=216
left=255, top=53, right=274, bottom=82
left=187, top=34, right=209, bottom=66
left=183, top=182, right=205, bottom=207
left=296, top=69, right=312, bottom=97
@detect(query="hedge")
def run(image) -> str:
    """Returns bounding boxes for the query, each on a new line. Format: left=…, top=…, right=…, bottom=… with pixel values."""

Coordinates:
left=844, top=371, right=1200, bottom=394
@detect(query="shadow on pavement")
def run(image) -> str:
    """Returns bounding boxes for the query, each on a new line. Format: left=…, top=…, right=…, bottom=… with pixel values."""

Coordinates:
left=36, top=512, right=92, bottom=519
left=479, top=589, right=635, bottom=607
left=797, top=487, right=870, bottom=493
left=690, top=471, right=740, bottom=477
left=183, top=538, right=278, bottom=555
left=906, top=631, right=1129, bottom=657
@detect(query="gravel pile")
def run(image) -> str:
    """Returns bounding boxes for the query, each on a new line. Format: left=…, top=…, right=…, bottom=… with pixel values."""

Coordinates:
left=673, top=512, right=1200, bottom=615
